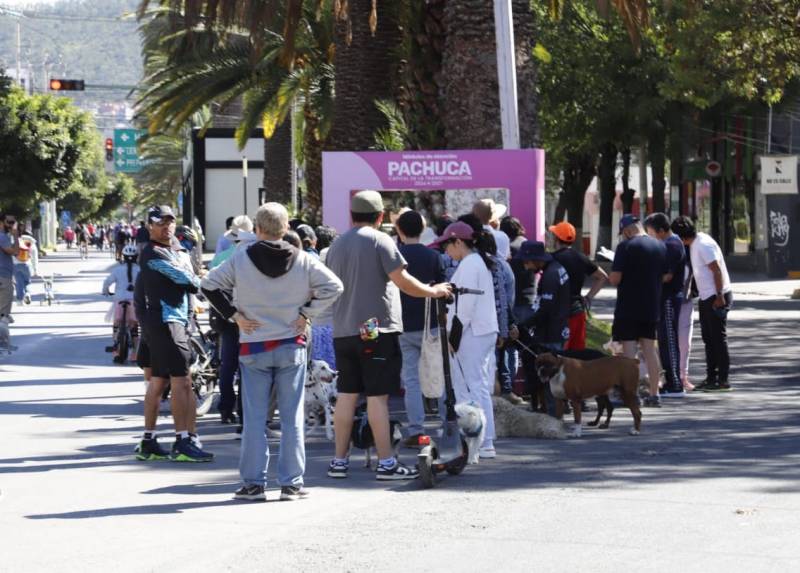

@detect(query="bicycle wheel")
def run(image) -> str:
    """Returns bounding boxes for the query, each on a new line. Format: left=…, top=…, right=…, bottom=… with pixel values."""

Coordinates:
left=190, top=337, right=217, bottom=415
left=117, top=329, right=129, bottom=365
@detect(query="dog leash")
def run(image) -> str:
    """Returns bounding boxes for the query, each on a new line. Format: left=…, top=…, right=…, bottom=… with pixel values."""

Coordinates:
left=513, top=338, right=540, bottom=359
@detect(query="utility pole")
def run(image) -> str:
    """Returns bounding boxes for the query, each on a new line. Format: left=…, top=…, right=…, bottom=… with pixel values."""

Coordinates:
left=16, top=19, right=21, bottom=87
left=493, top=0, right=520, bottom=149
left=242, top=156, right=249, bottom=215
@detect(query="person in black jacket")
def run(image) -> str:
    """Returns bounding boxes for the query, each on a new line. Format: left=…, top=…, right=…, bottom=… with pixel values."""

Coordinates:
left=514, top=240, right=570, bottom=414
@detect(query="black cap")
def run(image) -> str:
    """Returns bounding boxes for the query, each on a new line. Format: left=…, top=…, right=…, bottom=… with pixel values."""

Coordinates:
left=295, top=224, right=317, bottom=243
left=148, top=205, right=176, bottom=224
left=515, top=240, right=552, bottom=263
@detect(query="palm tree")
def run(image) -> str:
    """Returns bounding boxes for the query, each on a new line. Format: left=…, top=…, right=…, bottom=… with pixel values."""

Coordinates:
left=136, top=1, right=334, bottom=211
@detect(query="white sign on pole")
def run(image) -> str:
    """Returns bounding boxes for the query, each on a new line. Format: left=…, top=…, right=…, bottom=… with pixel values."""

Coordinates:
left=760, top=155, right=798, bottom=195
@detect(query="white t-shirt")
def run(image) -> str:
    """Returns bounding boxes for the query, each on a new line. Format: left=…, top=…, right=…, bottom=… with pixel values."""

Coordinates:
left=484, top=225, right=511, bottom=260
left=690, top=232, right=731, bottom=300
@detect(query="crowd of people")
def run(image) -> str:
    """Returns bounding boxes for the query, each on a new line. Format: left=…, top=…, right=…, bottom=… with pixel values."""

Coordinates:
left=62, top=220, right=151, bottom=261
left=116, top=191, right=732, bottom=502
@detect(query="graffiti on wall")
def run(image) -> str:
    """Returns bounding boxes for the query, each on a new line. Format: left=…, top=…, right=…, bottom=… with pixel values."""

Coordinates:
left=769, top=210, right=790, bottom=247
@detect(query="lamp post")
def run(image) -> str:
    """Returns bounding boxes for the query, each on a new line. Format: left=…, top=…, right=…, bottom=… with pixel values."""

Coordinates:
left=493, top=0, right=520, bottom=149
left=242, top=156, right=248, bottom=215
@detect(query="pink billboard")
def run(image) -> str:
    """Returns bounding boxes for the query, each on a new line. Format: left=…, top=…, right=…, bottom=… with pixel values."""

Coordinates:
left=322, top=149, right=546, bottom=240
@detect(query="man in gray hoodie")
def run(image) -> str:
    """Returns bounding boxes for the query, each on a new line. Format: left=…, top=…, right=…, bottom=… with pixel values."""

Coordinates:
left=201, top=203, right=343, bottom=502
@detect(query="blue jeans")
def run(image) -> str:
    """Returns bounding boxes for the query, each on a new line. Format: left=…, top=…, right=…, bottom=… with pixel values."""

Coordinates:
left=13, top=264, right=30, bottom=301
left=238, top=344, right=307, bottom=488
left=218, top=326, right=239, bottom=414
left=496, top=344, right=517, bottom=394
left=399, top=330, right=446, bottom=434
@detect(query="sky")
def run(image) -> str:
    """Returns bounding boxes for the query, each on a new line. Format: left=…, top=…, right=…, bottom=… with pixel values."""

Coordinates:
left=2, top=1, right=58, bottom=7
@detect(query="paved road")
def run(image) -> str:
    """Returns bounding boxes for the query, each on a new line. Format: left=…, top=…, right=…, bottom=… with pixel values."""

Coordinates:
left=1, top=248, right=799, bottom=572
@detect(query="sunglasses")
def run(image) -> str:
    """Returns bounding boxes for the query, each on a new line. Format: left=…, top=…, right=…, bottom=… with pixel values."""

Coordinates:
left=4, top=220, right=16, bottom=225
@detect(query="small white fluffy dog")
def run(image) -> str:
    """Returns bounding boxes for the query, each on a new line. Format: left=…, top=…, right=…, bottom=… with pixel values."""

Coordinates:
left=492, top=396, right=567, bottom=439
left=304, top=360, right=338, bottom=440
left=454, top=401, right=486, bottom=464
left=0, top=316, right=16, bottom=354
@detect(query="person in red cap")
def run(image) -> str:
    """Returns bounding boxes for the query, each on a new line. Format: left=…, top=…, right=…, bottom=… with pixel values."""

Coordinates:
left=548, top=221, right=608, bottom=350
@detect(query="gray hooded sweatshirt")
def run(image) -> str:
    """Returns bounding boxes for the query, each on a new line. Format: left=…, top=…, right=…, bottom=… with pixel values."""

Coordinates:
left=200, top=240, right=343, bottom=344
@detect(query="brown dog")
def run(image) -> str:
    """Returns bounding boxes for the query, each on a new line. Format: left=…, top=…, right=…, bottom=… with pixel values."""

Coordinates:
left=535, top=353, right=642, bottom=437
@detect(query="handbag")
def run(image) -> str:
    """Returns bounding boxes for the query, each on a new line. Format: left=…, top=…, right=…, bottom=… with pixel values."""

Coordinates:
left=419, top=297, right=445, bottom=399
left=448, top=293, right=464, bottom=352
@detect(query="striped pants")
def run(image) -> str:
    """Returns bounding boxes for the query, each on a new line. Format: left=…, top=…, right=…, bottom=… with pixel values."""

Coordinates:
left=657, top=295, right=683, bottom=391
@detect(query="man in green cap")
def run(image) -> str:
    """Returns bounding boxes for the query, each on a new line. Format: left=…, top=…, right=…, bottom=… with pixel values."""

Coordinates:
left=325, top=190, right=452, bottom=481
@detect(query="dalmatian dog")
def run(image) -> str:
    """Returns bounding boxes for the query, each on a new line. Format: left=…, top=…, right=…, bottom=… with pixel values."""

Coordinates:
left=304, top=360, right=338, bottom=440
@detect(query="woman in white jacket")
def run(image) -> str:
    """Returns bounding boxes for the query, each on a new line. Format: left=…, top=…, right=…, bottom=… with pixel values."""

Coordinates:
left=432, top=221, right=499, bottom=459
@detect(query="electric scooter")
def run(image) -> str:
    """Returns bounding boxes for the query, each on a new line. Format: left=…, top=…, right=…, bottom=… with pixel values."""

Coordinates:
left=417, top=286, right=483, bottom=489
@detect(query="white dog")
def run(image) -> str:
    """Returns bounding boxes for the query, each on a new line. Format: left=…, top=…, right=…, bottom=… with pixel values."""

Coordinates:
left=304, top=360, right=338, bottom=440
left=454, top=401, right=486, bottom=464
left=0, top=316, right=16, bottom=354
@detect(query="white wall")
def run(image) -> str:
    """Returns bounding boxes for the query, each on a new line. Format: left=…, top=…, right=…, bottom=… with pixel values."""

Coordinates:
left=204, top=168, right=264, bottom=250
left=205, top=138, right=264, bottom=162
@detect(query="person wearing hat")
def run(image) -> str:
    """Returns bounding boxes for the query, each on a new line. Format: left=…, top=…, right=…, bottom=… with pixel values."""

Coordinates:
left=609, top=214, right=668, bottom=407
left=472, top=199, right=511, bottom=260
left=432, top=220, right=501, bottom=458
left=549, top=221, right=608, bottom=350
left=516, top=240, right=571, bottom=415
left=295, top=224, right=319, bottom=258
left=325, top=190, right=452, bottom=480
left=215, top=216, right=236, bottom=254
left=135, top=205, right=213, bottom=463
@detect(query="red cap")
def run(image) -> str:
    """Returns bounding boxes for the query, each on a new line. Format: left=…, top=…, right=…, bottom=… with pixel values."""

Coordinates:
left=430, top=221, right=475, bottom=248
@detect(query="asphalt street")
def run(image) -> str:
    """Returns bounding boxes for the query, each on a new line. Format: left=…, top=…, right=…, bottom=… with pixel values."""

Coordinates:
left=1, top=248, right=799, bottom=573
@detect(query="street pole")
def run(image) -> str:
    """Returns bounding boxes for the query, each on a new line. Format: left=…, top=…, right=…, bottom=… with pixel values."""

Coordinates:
left=767, top=105, right=773, bottom=154
left=493, top=0, right=520, bottom=149
left=494, top=0, right=519, bottom=149
left=16, top=20, right=21, bottom=87
left=242, top=156, right=248, bottom=215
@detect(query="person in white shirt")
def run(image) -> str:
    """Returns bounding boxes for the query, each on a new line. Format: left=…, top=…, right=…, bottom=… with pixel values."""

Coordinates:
left=432, top=221, right=499, bottom=459
left=473, top=199, right=511, bottom=260
left=671, top=216, right=732, bottom=392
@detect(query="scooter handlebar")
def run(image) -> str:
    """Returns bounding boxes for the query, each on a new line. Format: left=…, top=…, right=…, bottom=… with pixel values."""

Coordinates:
left=453, top=287, right=484, bottom=295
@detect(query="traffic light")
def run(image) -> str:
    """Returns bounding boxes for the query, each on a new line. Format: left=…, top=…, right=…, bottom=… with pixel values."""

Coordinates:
left=105, top=138, right=113, bottom=162
left=49, top=78, right=85, bottom=91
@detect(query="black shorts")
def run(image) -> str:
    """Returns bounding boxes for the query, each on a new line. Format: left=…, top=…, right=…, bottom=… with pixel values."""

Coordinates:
left=136, top=338, right=151, bottom=369
left=334, top=333, right=402, bottom=397
left=612, top=318, right=657, bottom=341
left=141, top=320, right=192, bottom=379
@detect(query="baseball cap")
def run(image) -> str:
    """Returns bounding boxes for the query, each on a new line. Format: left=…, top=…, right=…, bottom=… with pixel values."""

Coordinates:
left=148, top=205, right=176, bottom=224
left=430, top=221, right=475, bottom=248
left=618, top=214, right=639, bottom=234
left=549, top=221, right=576, bottom=243
left=515, top=240, right=552, bottom=263
left=350, top=190, right=384, bottom=214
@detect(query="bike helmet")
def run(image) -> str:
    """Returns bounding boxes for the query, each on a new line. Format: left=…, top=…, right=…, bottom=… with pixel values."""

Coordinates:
left=175, top=225, right=198, bottom=248
left=121, top=244, right=138, bottom=261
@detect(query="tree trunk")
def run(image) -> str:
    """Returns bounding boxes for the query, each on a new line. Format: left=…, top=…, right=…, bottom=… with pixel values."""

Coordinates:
left=553, top=191, right=567, bottom=223
left=328, top=0, right=402, bottom=151
left=303, top=106, right=323, bottom=223
left=513, top=0, right=539, bottom=148
left=440, top=0, right=502, bottom=149
left=597, top=142, right=618, bottom=249
left=649, top=129, right=667, bottom=213
left=561, top=152, right=596, bottom=248
left=263, top=119, right=292, bottom=206
left=620, top=145, right=635, bottom=212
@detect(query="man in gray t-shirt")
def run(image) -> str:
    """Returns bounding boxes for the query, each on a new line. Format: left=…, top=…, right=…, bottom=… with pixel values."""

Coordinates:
left=324, top=191, right=450, bottom=481
left=0, top=212, right=21, bottom=320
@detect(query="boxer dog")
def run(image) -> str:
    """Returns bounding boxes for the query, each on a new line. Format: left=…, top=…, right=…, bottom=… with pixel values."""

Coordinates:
left=535, top=353, right=642, bottom=437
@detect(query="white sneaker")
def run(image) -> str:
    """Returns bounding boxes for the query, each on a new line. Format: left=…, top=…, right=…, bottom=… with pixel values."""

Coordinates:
left=478, top=447, right=496, bottom=459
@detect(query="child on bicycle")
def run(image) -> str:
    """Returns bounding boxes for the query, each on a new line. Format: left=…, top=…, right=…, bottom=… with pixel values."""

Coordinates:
left=103, top=244, right=140, bottom=363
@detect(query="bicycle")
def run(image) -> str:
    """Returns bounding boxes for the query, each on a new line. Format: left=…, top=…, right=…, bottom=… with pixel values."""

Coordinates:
left=104, top=298, right=137, bottom=364
left=189, top=313, right=220, bottom=415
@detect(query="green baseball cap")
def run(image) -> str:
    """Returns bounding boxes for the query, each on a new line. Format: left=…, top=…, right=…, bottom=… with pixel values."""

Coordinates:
left=350, top=190, right=384, bottom=214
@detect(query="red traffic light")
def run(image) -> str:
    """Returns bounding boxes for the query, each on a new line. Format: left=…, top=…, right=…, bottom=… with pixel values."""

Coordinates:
left=105, top=138, right=114, bottom=161
left=49, top=78, right=85, bottom=91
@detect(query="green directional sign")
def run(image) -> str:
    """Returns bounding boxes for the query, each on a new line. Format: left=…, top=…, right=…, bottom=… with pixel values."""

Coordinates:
left=113, top=128, right=147, bottom=173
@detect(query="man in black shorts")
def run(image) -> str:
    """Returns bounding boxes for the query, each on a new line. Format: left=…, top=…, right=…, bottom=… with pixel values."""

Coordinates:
left=609, top=215, right=668, bottom=407
left=134, top=205, right=212, bottom=462
left=325, top=191, right=451, bottom=481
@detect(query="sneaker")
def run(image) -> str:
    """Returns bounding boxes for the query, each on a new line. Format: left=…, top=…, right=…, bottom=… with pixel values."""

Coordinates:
left=327, top=459, right=349, bottom=478
left=23, top=294, right=31, bottom=305
left=171, top=437, right=214, bottom=462
left=220, top=410, right=238, bottom=425
left=135, top=438, right=170, bottom=461
left=703, top=381, right=732, bottom=393
left=659, top=388, right=686, bottom=398
left=376, top=461, right=419, bottom=481
left=189, top=432, right=204, bottom=450
left=403, top=434, right=425, bottom=448
left=501, top=392, right=524, bottom=405
left=234, top=484, right=266, bottom=501
left=693, top=379, right=714, bottom=391
left=478, top=447, right=497, bottom=459
left=279, top=486, right=310, bottom=501
left=642, top=396, right=662, bottom=408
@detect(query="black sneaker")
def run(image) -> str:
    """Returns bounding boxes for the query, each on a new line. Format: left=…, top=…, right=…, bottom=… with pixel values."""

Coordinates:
left=234, top=484, right=266, bottom=501
left=220, top=410, right=238, bottom=425
left=135, top=438, right=170, bottom=461
left=703, top=381, right=732, bottom=393
left=642, top=396, right=662, bottom=408
left=171, top=437, right=214, bottom=462
left=280, top=486, right=310, bottom=501
left=327, top=459, right=349, bottom=479
left=376, top=461, right=419, bottom=481
left=694, top=379, right=715, bottom=391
